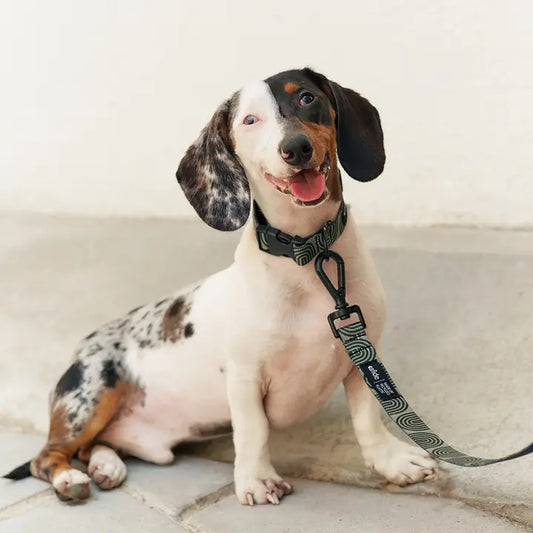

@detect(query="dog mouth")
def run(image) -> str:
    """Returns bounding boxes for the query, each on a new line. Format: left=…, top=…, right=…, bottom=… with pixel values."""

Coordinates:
left=265, top=153, right=330, bottom=206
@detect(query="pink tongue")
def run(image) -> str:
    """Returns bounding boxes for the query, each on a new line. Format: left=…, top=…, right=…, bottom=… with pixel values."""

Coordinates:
left=289, top=170, right=325, bottom=202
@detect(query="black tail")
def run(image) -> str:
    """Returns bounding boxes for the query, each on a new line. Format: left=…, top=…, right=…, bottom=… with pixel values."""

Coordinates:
left=3, top=460, right=32, bottom=480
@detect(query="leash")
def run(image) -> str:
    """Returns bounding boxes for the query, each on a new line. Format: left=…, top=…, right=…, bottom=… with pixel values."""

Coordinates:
left=314, top=250, right=533, bottom=466
left=255, top=203, right=533, bottom=466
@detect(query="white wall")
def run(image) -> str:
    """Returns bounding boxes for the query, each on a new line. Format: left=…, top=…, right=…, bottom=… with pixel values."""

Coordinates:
left=0, top=0, right=532, bottom=227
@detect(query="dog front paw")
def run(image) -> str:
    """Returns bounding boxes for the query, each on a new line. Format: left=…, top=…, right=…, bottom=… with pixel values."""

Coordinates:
left=362, top=434, right=438, bottom=486
left=234, top=468, right=292, bottom=505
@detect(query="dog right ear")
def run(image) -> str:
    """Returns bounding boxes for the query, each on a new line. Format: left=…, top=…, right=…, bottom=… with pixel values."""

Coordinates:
left=176, top=94, right=250, bottom=231
left=302, top=68, right=385, bottom=183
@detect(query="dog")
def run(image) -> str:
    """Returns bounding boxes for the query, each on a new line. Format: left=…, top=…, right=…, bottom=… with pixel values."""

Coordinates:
left=5, top=68, right=438, bottom=505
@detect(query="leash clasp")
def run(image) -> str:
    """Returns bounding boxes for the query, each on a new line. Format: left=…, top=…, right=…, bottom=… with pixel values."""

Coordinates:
left=314, top=250, right=366, bottom=337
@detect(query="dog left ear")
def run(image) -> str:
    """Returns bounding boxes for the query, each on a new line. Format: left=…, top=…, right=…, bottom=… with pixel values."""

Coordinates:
left=176, top=94, right=250, bottom=231
left=303, top=69, right=386, bottom=182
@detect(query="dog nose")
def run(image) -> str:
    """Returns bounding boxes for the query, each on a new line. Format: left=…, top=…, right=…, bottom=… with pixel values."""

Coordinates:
left=280, top=134, right=313, bottom=166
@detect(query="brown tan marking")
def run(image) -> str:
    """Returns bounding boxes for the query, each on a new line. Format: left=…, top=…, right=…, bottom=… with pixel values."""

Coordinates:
left=299, top=115, right=341, bottom=202
left=160, top=296, right=192, bottom=342
left=30, top=382, right=139, bottom=498
left=284, top=82, right=299, bottom=93
left=326, top=108, right=342, bottom=201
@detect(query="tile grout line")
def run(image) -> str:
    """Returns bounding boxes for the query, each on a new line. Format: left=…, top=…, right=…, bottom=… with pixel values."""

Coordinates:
left=174, top=482, right=235, bottom=524
left=0, top=489, right=55, bottom=521
left=120, top=484, right=176, bottom=519
left=121, top=481, right=235, bottom=533
left=120, top=485, right=206, bottom=533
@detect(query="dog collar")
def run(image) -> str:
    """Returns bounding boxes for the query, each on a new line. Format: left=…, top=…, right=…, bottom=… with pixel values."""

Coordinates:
left=254, top=199, right=348, bottom=266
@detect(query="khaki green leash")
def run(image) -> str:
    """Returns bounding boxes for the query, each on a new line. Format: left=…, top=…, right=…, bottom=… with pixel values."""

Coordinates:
left=314, top=250, right=533, bottom=466
left=255, top=202, right=533, bottom=467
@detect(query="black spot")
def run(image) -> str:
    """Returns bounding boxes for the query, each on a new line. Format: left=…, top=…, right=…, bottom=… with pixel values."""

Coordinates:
left=55, top=363, right=83, bottom=396
left=67, top=411, right=77, bottom=423
left=184, top=323, right=194, bottom=338
left=167, top=297, right=185, bottom=317
left=113, top=342, right=122, bottom=350
left=101, top=360, right=119, bottom=388
left=84, top=331, right=97, bottom=340
left=128, top=305, right=143, bottom=315
left=75, top=392, right=88, bottom=405
left=219, top=366, right=225, bottom=374
left=155, top=299, right=168, bottom=308
left=265, top=69, right=334, bottom=127
left=86, top=343, right=104, bottom=357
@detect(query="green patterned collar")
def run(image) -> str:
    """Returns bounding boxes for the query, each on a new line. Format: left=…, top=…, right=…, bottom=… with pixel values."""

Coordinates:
left=254, top=199, right=348, bottom=266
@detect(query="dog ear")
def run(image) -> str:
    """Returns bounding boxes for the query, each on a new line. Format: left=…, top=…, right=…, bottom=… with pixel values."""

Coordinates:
left=303, top=69, right=385, bottom=182
left=176, top=95, right=250, bottom=231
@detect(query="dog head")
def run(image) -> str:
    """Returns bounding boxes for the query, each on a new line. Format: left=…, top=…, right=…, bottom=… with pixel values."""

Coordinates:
left=176, top=68, right=385, bottom=231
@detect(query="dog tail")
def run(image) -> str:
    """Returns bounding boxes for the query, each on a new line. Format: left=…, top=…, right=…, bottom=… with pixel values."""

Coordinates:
left=3, top=460, right=32, bottom=480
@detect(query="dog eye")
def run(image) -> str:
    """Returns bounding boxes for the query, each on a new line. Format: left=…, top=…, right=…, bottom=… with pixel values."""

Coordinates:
left=299, top=92, right=315, bottom=106
left=243, top=115, right=259, bottom=125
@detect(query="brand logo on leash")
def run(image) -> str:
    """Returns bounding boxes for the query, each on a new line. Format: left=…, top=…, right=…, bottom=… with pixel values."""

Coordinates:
left=360, top=361, right=399, bottom=401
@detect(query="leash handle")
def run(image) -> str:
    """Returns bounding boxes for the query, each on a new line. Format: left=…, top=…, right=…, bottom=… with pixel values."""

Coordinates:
left=314, top=251, right=533, bottom=467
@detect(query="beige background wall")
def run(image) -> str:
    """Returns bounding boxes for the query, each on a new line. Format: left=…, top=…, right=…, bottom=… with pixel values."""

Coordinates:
left=1, top=0, right=532, bottom=227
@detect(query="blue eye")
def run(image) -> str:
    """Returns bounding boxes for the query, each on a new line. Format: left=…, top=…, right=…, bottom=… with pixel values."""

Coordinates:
left=243, top=115, right=259, bottom=125
left=299, top=92, right=315, bottom=106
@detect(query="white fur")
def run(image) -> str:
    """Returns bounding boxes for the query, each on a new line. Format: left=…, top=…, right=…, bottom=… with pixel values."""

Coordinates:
left=231, top=81, right=292, bottom=207
left=52, top=469, right=91, bottom=497
left=88, top=445, right=127, bottom=489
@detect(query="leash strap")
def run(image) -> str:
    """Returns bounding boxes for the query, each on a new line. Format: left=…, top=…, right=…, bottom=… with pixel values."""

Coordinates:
left=254, top=200, right=347, bottom=266
left=316, top=251, right=533, bottom=467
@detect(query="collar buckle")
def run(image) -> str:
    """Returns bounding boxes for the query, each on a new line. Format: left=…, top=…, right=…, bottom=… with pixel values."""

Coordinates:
left=263, top=227, right=300, bottom=259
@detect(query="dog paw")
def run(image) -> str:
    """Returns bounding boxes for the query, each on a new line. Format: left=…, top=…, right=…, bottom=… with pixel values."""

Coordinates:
left=235, top=469, right=292, bottom=505
left=52, top=469, right=91, bottom=501
left=88, top=445, right=127, bottom=490
left=362, top=435, right=438, bottom=486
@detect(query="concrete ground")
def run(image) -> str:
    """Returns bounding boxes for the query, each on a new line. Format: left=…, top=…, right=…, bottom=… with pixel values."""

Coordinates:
left=0, top=213, right=532, bottom=532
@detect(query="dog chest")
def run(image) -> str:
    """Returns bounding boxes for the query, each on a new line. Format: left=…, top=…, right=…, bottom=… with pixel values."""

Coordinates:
left=261, top=332, right=353, bottom=429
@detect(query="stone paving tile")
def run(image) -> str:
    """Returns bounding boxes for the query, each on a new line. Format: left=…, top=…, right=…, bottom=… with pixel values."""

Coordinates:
left=188, top=478, right=519, bottom=533
left=125, top=455, right=234, bottom=516
left=0, top=488, right=186, bottom=533
left=0, top=431, right=49, bottom=509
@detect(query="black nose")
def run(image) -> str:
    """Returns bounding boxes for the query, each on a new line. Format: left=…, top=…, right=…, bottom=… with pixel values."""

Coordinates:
left=280, top=134, right=313, bottom=166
